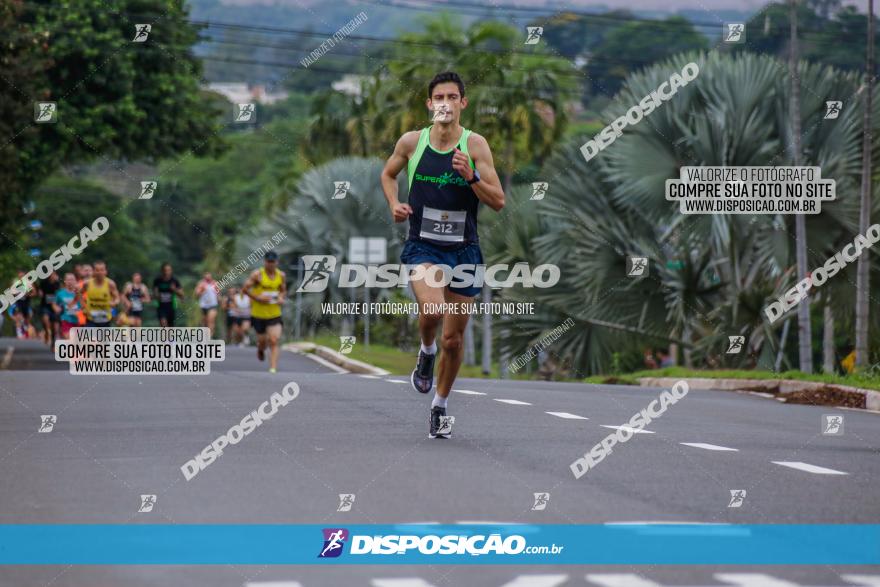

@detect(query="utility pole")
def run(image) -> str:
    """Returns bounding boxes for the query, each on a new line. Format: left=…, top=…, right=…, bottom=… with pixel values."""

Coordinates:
left=855, top=0, right=875, bottom=367
left=790, top=0, right=813, bottom=372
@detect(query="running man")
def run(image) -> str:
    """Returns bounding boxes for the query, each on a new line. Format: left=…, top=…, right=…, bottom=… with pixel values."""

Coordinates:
left=54, top=273, right=83, bottom=339
left=153, top=263, right=184, bottom=327
left=81, top=261, right=120, bottom=327
left=380, top=71, right=505, bottom=438
left=121, top=273, right=151, bottom=327
left=221, top=287, right=235, bottom=343
left=227, top=286, right=252, bottom=346
left=242, top=251, right=286, bottom=373
left=194, top=272, right=219, bottom=336
left=38, top=271, right=62, bottom=345
left=75, top=264, right=93, bottom=327
left=10, top=270, right=37, bottom=339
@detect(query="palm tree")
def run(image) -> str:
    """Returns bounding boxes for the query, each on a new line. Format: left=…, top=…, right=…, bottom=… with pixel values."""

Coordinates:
left=237, top=157, right=408, bottom=335
left=482, top=51, right=871, bottom=376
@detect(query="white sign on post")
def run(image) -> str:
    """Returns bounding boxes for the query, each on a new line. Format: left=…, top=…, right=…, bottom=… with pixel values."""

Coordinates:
left=348, top=237, right=387, bottom=265
left=348, top=237, right=387, bottom=350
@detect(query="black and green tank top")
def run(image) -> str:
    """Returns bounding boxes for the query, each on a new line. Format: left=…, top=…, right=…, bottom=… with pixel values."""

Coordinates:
left=406, top=125, right=478, bottom=250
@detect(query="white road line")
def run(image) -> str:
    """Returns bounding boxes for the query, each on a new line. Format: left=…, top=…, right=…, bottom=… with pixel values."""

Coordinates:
left=585, top=573, right=662, bottom=587
left=494, top=399, right=532, bottom=405
left=371, top=580, right=438, bottom=587
left=680, top=442, right=739, bottom=451
left=842, top=575, right=880, bottom=586
left=299, top=351, right=349, bottom=374
left=454, top=389, right=486, bottom=395
left=244, top=582, right=303, bottom=587
left=546, top=411, right=588, bottom=420
left=771, top=461, right=849, bottom=475
left=500, top=575, right=569, bottom=587
left=385, top=379, right=407, bottom=384
left=600, top=425, right=654, bottom=434
left=715, top=573, right=801, bottom=587
left=359, top=374, right=380, bottom=379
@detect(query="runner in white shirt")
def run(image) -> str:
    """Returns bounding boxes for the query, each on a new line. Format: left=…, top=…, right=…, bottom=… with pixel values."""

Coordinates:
left=194, top=273, right=219, bottom=337
left=230, top=288, right=252, bottom=346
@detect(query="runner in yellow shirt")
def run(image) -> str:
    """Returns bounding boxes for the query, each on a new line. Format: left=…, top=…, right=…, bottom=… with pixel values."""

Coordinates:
left=82, top=261, right=120, bottom=327
left=242, top=251, right=286, bottom=373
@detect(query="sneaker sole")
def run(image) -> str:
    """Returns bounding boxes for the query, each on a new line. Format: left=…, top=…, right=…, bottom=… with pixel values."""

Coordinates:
left=410, top=369, right=431, bottom=394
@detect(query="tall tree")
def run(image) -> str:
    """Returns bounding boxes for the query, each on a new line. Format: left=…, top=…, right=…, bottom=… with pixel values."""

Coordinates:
left=1, top=0, right=224, bottom=280
left=855, top=0, right=875, bottom=367
left=586, top=16, right=708, bottom=97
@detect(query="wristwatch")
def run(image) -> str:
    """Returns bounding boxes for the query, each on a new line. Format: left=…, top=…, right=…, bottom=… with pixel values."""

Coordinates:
left=467, top=170, right=481, bottom=185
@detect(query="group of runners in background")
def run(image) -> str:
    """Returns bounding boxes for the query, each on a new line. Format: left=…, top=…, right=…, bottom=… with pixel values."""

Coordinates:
left=4, top=251, right=287, bottom=373
left=5, top=262, right=253, bottom=343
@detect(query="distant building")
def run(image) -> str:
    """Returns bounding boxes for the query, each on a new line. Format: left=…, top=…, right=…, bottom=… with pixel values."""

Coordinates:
left=332, top=74, right=367, bottom=98
left=206, top=82, right=289, bottom=104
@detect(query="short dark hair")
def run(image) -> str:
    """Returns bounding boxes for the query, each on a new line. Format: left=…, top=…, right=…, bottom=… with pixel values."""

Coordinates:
left=428, top=71, right=465, bottom=98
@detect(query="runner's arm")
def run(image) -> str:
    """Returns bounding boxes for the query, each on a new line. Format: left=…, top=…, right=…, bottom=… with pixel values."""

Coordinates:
left=108, top=280, right=120, bottom=307
left=121, top=283, right=131, bottom=310
left=241, top=270, right=262, bottom=302
left=381, top=131, right=419, bottom=222
left=463, top=133, right=505, bottom=211
left=278, top=271, right=287, bottom=304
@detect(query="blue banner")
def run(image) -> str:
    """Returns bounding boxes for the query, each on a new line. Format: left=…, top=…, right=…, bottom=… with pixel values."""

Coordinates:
left=0, top=524, right=877, bottom=565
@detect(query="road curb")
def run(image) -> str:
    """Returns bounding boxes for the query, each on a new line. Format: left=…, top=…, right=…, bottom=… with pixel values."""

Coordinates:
left=638, top=376, right=880, bottom=411
left=283, top=342, right=390, bottom=376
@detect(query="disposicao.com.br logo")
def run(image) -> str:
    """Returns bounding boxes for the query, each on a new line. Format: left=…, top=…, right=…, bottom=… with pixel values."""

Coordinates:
left=317, top=528, right=564, bottom=558
left=296, top=255, right=560, bottom=293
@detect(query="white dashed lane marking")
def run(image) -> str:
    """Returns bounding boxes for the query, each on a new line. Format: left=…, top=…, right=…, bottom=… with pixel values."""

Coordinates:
left=246, top=574, right=880, bottom=587
left=599, top=425, right=654, bottom=434
left=546, top=411, right=588, bottom=420
left=842, top=575, right=880, bottom=587
left=679, top=442, right=739, bottom=451
left=771, top=461, right=849, bottom=475
left=585, top=574, right=662, bottom=587
left=358, top=375, right=380, bottom=379
left=454, top=389, right=486, bottom=395
left=499, top=575, right=569, bottom=587
left=371, top=580, right=438, bottom=587
left=384, top=379, right=407, bottom=384
left=714, top=573, right=801, bottom=586
left=494, top=399, right=532, bottom=405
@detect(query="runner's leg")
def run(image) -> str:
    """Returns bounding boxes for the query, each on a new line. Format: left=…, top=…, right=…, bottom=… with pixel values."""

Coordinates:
left=267, top=322, right=282, bottom=371
left=436, top=289, right=474, bottom=396
left=410, top=263, right=446, bottom=347
left=206, top=308, right=217, bottom=337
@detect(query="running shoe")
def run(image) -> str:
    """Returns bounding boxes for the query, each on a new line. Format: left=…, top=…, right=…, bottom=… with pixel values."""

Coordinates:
left=429, top=406, right=450, bottom=439
left=410, top=350, right=435, bottom=394
left=269, top=367, right=276, bottom=374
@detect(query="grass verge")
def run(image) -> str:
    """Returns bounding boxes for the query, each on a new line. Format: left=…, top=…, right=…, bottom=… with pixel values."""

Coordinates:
left=583, top=367, right=880, bottom=392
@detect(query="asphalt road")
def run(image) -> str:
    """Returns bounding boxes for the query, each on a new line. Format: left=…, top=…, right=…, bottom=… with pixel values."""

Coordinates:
left=0, top=337, right=878, bottom=587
